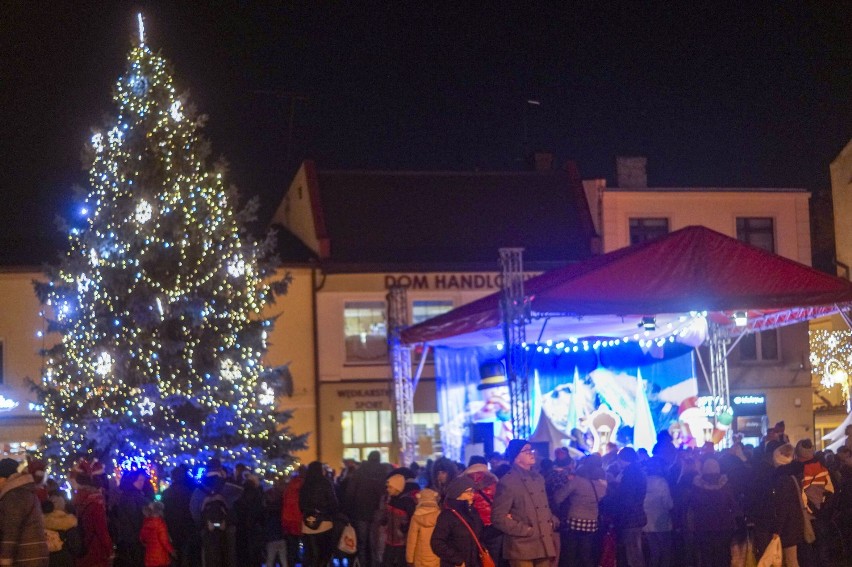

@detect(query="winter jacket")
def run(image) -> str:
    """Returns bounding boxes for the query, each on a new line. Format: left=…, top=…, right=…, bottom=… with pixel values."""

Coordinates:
left=800, top=457, right=834, bottom=513
left=298, top=476, right=339, bottom=528
left=491, top=465, right=559, bottom=560
left=380, top=488, right=416, bottom=547
left=771, top=469, right=805, bottom=548
left=139, top=516, right=174, bottom=567
left=43, top=508, right=80, bottom=567
left=0, top=472, right=50, bottom=567
left=461, top=464, right=497, bottom=527
left=74, top=487, right=113, bottom=567
left=430, top=458, right=459, bottom=502
left=604, top=462, right=647, bottom=530
left=343, top=460, right=389, bottom=522
left=643, top=475, right=673, bottom=532
left=553, top=475, right=606, bottom=524
left=161, top=479, right=195, bottom=549
left=281, top=476, right=304, bottom=536
left=431, top=500, right=484, bottom=567
left=111, top=486, right=149, bottom=545
left=689, top=475, right=738, bottom=533
left=748, top=461, right=805, bottom=548
left=405, top=495, right=440, bottom=567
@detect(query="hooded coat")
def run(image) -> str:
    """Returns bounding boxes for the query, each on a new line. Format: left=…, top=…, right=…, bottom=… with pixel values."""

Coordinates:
left=43, top=505, right=80, bottom=567
left=139, top=516, right=175, bottom=567
left=689, top=474, right=739, bottom=533
left=431, top=459, right=459, bottom=502
left=0, top=472, right=49, bottom=567
left=405, top=489, right=441, bottom=567
left=74, top=485, right=114, bottom=567
left=461, top=464, right=498, bottom=527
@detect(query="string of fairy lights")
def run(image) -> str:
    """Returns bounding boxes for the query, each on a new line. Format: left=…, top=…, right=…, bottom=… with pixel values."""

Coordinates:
left=810, top=329, right=852, bottom=404
left=37, top=24, right=296, bottom=476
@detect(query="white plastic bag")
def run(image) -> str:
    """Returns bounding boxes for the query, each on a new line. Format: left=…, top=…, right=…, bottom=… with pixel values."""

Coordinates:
left=338, top=523, right=357, bottom=555
left=756, top=534, right=782, bottom=567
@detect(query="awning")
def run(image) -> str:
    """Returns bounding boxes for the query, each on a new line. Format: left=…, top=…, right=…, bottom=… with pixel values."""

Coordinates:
left=402, top=225, right=852, bottom=347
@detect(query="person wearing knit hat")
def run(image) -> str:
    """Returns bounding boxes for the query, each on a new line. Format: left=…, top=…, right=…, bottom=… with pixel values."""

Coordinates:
left=0, top=457, right=20, bottom=480
left=690, top=457, right=738, bottom=567
left=504, top=439, right=531, bottom=466
left=491, top=440, right=558, bottom=566
left=387, top=473, right=406, bottom=496
left=749, top=442, right=805, bottom=565
left=431, top=475, right=485, bottom=567
left=0, top=458, right=49, bottom=565
left=381, top=472, right=417, bottom=567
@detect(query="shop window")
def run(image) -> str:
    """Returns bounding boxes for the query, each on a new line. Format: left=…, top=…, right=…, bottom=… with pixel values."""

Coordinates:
left=737, top=217, right=775, bottom=253
left=344, top=301, right=387, bottom=364
left=342, top=410, right=393, bottom=461
left=412, top=301, right=454, bottom=364
left=412, top=300, right=454, bottom=325
left=413, top=412, right=442, bottom=460
left=629, top=218, right=669, bottom=245
left=739, top=329, right=779, bottom=362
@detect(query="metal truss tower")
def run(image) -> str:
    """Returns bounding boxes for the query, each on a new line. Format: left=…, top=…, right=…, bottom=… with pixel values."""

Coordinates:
left=500, top=248, right=531, bottom=439
left=387, top=285, right=415, bottom=466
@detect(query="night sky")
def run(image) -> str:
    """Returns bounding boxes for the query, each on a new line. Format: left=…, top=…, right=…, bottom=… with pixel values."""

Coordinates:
left=2, top=3, right=850, bottom=260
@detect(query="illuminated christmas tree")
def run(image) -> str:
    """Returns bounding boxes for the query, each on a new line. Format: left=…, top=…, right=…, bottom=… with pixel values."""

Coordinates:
left=34, top=17, right=305, bottom=475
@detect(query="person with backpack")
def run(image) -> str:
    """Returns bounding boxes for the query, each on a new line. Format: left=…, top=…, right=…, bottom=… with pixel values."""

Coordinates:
left=299, top=461, right=339, bottom=567
left=197, top=472, right=240, bottom=567
left=380, top=473, right=417, bottom=567
left=43, top=494, right=82, bottom=567
left=73, top=469, right=113, bottom=567
left=139, top=501, right=175, bottom=567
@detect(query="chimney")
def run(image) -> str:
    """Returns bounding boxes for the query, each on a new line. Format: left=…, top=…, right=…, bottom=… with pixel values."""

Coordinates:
left=532, top=152, right=554, bottom=171
left=616, top=156, right=648, bottom=188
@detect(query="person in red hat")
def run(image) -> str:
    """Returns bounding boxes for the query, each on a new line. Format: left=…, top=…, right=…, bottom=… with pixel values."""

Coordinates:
left=73, top=463, right=114, bottom=567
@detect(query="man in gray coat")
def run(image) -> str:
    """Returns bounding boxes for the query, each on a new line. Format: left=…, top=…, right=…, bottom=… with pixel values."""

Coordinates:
left=491, top=439, right=559, bottom=567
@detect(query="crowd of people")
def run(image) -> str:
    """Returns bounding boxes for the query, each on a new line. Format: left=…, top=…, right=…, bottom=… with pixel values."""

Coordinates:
left=1, top=423, right=852, bottom=567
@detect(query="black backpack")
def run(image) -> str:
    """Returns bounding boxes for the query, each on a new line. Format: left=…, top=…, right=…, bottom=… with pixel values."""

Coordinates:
left=201, top=494, right=229, bottom=532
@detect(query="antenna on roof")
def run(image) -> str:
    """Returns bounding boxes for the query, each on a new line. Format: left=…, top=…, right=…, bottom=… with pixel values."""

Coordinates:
left=137, top=13, right=146, bottom=45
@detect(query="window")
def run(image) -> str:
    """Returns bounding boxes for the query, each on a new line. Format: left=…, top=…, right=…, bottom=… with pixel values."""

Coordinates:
left=739, top=329, right=779, bottom=361
left=629, top=218, right=669, bottom=245
left=413, top=412, right=442, bottom=460
left=412, top=300, right=454, bottom=325
left=344, top=301, right=387, bottom=364
left=737, top=217, right=774, bottom=253
left=342, top=410, right=393, bottom=461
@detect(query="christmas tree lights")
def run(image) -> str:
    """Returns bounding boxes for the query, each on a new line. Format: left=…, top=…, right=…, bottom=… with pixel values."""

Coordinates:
left=34, top=17, right=305, bottom=476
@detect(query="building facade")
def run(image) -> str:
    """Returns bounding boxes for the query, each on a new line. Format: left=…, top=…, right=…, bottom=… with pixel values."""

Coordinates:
left=583, top=156, right=815, bottom=445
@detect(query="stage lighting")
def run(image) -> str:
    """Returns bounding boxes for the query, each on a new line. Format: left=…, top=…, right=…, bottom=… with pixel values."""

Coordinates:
left=640, top=316, right=656, bottom=331
left=733, top=311, right=748, bottom=327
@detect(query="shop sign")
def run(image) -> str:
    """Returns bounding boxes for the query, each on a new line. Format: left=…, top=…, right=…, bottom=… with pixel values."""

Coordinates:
left=732, top=394, right=766, bottom=416
left=0, top=395, right=19, bottom=411
left=336, top=388, right=392, bottom=410
left=384, top=272, right=538, bottom=291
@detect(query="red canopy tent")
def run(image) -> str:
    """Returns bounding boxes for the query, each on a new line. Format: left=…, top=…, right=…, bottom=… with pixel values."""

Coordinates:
left=401, top=225, right=852, bottom=347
